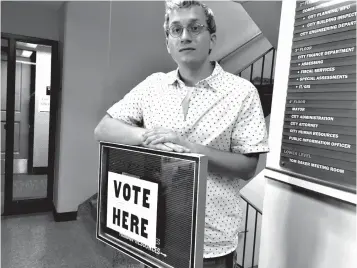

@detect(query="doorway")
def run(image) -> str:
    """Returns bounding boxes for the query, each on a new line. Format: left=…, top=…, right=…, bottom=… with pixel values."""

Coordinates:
left=1, top=33, right=59, bottom=215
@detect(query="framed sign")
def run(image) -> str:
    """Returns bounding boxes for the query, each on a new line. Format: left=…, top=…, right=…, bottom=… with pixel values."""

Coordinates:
left=266, top=0, right=356, bottom=203
left=280, top=0, right=356, bottom=193
left=96, top=142, right=208, bottom=268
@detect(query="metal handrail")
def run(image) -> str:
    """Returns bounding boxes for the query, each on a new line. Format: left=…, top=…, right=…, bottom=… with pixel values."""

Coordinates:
left=218, top=32, right=263, bottom=64
left=238, top=195, right=262, bottom=268
left=237, top=47, right=275, bottom=76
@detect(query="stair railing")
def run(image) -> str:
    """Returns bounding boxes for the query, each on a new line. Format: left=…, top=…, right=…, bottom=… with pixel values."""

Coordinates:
left=237, top=47, right=276, bottom=85
left=237, top=196, right=262, bottom=268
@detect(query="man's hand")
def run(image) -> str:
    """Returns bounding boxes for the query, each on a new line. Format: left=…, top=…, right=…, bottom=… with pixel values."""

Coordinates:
left=142, top=141, right=190, bottom=153
left=142, top=127, right=191, bottom=153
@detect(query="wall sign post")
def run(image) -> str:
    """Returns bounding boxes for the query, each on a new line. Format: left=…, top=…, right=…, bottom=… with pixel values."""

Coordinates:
left=97, top=142, right=208, bottom=268
left=279, top=0, right=356, bottom=193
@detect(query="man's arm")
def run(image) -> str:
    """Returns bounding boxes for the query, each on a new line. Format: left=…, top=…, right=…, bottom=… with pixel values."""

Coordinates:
left=142, top=128, right=259, bottom=180
left=94, top=114, right=146, bottom=145
left=94, top=115, right=191, bottom=152
left=184, top=142, right=259, bottom=180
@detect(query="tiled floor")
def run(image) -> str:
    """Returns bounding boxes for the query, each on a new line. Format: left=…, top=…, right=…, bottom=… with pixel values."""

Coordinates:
left=1, top=203, right=141, bottom=268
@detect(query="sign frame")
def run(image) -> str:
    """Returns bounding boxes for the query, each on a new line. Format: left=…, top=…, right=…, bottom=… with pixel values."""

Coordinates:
left=96, top=142, right=208, bottom=268
left=265, top=0, right=356, bottom=204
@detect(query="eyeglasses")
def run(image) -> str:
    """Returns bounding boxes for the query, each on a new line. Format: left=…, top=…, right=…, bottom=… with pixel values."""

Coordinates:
left=167, top=22, right=208, bottom=38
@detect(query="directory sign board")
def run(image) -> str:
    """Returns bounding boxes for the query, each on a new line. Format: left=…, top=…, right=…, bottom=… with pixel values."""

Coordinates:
left=96, top=142, right=208, bottom=268
left=279, top=0, right=356, bottom=193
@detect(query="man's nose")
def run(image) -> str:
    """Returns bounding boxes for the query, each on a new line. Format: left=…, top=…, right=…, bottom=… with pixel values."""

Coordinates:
left=180, top=28, right=192, bottom=42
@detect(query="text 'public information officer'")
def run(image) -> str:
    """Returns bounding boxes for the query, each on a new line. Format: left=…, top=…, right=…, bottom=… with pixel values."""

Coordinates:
left=95, top=1, right=269, bottom=267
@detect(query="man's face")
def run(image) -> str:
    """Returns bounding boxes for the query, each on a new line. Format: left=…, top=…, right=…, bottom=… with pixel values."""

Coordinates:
left=166, top=6, right=216, bottom=67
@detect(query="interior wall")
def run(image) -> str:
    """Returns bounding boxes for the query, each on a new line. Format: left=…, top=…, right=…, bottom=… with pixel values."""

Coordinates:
left=240, top=1, right=282, bottom=48
left=259, top=179, right=356, bottom=268
left=33, top=46, right=51, bottom=167
left=204, top=0, right=262, bottom=61
left=52, top=2, right=66, bottom=210
left=1, top=1, right=60, bottom=40
left=54, top=1, right=111, bottom=212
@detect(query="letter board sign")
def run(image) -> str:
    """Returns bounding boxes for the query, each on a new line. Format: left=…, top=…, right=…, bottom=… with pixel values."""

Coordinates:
left=280, top=0, right=356, bottom=193
left=97, top=142, right=208, bottom=268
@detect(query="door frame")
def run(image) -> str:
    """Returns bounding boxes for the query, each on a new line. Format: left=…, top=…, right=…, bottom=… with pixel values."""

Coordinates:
left=1, top=32, right=60, bottom=216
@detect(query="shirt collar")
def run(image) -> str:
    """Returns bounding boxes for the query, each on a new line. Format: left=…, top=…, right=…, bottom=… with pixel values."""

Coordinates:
left=166, top=61, right=224, bottom=92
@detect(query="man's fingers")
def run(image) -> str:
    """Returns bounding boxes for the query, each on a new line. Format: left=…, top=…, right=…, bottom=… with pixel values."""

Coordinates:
left=164, top=142, right=183, bottom=152
left=145, top=143, right=173, bottom=152
left=143, top=134, right=161, bottom=145
left=143, top=142, right=190, bottom=153
left=164, top=142, right=190, bottom=153
left=154, top=144, right=173, bottom=151
left=150, top=136, right=166, bottom=145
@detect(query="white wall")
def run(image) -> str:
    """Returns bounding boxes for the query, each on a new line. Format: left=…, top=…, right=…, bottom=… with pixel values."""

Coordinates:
left=54, top=1, right=111, bottom=212
left=260, top=179, right=356, bottom=268
left=1, top=1, right=60, bottom=40
left=33, top=46, right=51, bottom=167
left=53, top=2, right=66, bottom=212
left=240, top=1, right=282, bottom=48
left=204, top=1, right=262, bottom=61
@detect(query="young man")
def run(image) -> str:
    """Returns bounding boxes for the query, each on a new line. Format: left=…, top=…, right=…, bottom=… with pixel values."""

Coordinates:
left=95, top=1, right=269, bottom=267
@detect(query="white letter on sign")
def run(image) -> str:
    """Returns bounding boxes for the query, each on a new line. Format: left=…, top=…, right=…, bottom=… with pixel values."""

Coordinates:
left=106, top=172, right=159, bottom=248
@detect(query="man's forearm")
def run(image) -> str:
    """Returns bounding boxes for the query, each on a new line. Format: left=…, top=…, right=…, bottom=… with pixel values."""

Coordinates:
left=94, top=116, right=146, bottom=145
left=185, top=142, right=258, bottom=180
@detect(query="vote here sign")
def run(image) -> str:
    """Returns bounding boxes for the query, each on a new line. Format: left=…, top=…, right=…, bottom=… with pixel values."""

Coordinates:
left=106, top=172, right=159, bottom=248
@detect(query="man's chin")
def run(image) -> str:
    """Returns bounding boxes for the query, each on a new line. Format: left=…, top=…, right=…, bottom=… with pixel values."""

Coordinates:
left=177, top=57, right=202, bottom=66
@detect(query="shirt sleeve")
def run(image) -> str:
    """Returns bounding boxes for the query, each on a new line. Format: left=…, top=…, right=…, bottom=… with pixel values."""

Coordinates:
left=107, top=76, right=151, bottom=126
left=230, top=84, right=269, bottom=154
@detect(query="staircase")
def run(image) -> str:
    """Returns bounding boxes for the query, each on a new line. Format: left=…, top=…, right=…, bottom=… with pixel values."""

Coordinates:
left=237, top=47, right=276, bottom=118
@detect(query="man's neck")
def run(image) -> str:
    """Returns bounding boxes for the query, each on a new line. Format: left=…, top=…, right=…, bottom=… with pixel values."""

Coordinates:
left=178, top=60, right=214, bottom=87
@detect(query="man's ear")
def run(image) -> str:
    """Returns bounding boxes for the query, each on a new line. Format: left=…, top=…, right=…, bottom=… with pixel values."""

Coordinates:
left=166, top=37, right=171, bottom=54
left=210, top=33, right=217, bottom=52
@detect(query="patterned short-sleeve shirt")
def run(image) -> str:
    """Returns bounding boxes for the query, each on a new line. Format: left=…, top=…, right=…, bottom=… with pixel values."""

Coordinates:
left=107, top=62, right=269, bottom=258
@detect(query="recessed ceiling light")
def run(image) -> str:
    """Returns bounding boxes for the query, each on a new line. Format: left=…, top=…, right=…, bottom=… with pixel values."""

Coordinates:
left=21, top=50, right=33, bottom=58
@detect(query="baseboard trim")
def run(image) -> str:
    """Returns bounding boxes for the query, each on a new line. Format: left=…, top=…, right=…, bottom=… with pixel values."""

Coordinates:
left=52, top=203, right=77, bottom=222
